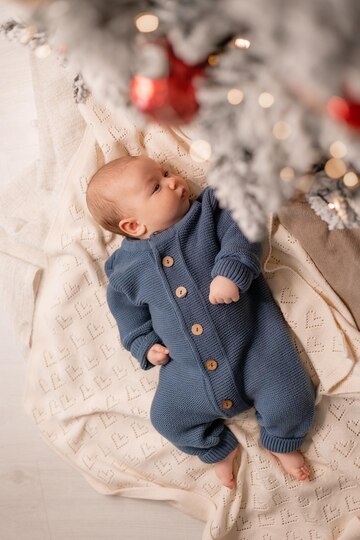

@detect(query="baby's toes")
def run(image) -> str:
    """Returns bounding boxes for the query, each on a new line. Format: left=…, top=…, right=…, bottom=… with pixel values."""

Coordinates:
left=223, top=474, right=235, bottom=490
left=297, top=466, right=310, bottom=481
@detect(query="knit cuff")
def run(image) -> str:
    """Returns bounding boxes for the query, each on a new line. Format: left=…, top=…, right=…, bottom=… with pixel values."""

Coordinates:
left=130, top=330, right=162, bottom=371
left=260, top=429, right=304, bottom=453
left=211, top=259, right=254, bottom=292
left=198, top=427, right=239, bottom=464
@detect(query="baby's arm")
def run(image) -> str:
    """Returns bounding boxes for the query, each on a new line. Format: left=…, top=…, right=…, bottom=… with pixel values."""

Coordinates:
left=107, top=284, right=164, bottom=370
left=208, top=189, right=262, bottom=300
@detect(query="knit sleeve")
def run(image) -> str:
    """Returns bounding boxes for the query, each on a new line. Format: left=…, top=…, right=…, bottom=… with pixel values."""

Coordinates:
left=106, top=283, right=161, bottom=370
left=209, top=190, right=262, bottom=292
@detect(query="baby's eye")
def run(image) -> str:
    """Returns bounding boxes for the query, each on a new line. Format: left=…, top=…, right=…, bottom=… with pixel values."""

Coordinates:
left=163, top=170, right=169, bottom=177
left=152, top=183, right=160, bottom=194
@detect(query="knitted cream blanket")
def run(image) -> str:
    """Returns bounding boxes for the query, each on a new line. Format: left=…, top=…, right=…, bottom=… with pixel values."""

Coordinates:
left=1, top=54, right=360, bottom=540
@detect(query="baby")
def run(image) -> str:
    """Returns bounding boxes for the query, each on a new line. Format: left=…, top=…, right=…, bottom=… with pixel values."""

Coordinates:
left=86, top=155, right=315, bottom=489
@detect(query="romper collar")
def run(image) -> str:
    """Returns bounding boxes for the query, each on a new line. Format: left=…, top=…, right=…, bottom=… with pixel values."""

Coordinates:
left=120, top=199, right=200, bottom=253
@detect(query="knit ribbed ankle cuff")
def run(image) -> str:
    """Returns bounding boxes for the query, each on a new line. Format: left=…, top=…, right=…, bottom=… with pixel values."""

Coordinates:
left=199, top=429, right=239, bottom=464
left=260, top=429, right=304, bottom=453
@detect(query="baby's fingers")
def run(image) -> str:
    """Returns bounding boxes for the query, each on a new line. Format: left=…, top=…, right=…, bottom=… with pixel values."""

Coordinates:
left=153, top=352, right=170, bottom=365
left=150, top=348, right=170, bottom=365
left=152, top=344, right=169, bottom=354
left=209, top=295, right=230, bottom=304
left=147, top=344, right=170, bottom=365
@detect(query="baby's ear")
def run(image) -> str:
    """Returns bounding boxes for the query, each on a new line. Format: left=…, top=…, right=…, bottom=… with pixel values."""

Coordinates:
left=119, top=218, right=146, bottom=238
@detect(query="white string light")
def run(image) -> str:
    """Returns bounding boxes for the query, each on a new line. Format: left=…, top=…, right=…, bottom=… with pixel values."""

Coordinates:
left=324, top=158, right=346, bottom=179
left=227, top=88, right=244, bottom=105
left=233, top=37, right=251, bottom=49
left=258, top=92, right=274, bottom=108
left=279, top=167, right=295, bottom=182
left=329, top=141, right=347, bottom=159
left=343, top=171, right=359, bottom=188
left=135, top=13, right=159, bottom=33
left=273, top=121, right=291, bottom=140
left=35, top=43, right=52, bottom=58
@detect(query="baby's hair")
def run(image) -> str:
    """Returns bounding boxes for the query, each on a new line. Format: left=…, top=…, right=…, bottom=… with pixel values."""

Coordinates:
left=86, top=155, right=140, bottom=237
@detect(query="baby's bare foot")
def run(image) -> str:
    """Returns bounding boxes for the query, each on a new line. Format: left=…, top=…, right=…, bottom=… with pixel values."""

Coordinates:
left=270, top=450, right=310, bottom=481
left=214, top=447, right=239, bottom=489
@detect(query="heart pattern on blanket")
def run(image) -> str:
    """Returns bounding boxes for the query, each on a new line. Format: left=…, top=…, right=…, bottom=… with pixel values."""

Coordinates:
left=74, top=301, right=93, bottom=319
left=280, top=287, right=299, bottom=304
left=108, top=125, right=129, bottom=141
left=70, top=203, right=85, bottom=221
left=322, top=503, right=341, bottom=522
left=305, top=309, right=325, bottom=329
left=65, top=365, right=83, bottom=381
left=347, top=419, right=360, bottom=436
left=315, top=486, right=332, bottom=500
left=111, top=433, right=129, bottom=450
left=99, top=343, right=116, bottom=360
left=334, top=439, right=355, bottom=458
left=306, top=336, right=325, bottom=354
left=280, top=508, right=299, bottom=525
left=139, top=442, right=158, bottom=461
left=286, top=531, right=303, bottom=540
left=328, top=401, right=348, bottom=421
left=56, top=314, right=73, bottom=330
left=345, top=494, right=360, bottom=512
left=83, top=454, right=97, bottom=470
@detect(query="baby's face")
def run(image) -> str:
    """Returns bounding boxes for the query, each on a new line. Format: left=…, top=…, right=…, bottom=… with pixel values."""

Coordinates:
left=117, top=157, right=191, bottom=238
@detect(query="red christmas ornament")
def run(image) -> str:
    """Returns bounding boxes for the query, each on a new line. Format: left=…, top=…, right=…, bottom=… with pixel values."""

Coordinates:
left=130, top=40, right=206, bottom=125
left=327, top=92, right=360, bottom=131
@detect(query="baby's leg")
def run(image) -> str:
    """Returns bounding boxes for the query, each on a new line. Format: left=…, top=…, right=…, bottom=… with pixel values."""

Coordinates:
left=213, top=447, right=239, bottom=489
left=269, top=450, right=310, bottom=480
left=150, top=381, right=240, bottom=479
left=243, top=330, right=315, bottom=482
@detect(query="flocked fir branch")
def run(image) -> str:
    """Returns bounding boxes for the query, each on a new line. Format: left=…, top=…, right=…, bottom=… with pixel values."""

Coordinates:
left=1, top=0, right=360, bottom=240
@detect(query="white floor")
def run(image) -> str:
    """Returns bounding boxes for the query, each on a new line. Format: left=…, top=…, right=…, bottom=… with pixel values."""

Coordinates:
left=0, top=3, right=204, bottom=538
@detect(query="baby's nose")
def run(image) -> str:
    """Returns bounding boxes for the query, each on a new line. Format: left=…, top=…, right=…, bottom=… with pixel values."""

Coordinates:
left=168, top=178, right=177, bottom=190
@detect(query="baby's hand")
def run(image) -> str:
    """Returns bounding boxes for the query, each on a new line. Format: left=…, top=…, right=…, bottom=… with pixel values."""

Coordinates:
left=209, top=275, right=240, bottom=304
left=147, top=344, right=170, bottom=366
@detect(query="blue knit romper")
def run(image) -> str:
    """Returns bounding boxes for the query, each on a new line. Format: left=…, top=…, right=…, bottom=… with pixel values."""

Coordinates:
left=105, top=187, right=315, bottom=463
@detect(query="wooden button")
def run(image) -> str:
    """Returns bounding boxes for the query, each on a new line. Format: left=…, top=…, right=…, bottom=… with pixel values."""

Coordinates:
left=191, top=323, right=204, bottom=336
left=205, top=359, right=218, bottom=371
left=162, top=256, right=174, bottom=268
left=175, top=286, right=187, bottom=298
left=221, top=399, right=233, bottom=410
